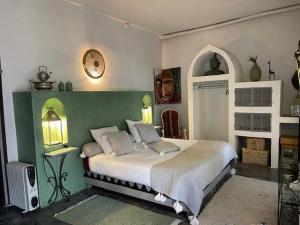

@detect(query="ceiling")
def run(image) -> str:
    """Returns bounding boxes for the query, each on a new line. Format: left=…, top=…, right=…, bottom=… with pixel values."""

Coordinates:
left=71, top=0, right=300, bottom=35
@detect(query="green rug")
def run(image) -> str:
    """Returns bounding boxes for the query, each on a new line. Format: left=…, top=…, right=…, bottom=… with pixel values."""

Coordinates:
left=55, top=195, right=181, bottom=225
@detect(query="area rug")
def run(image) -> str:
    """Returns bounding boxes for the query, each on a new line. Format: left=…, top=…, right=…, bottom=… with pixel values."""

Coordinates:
left=199, top=175, right=277, bottom=225
left=54, top=195, right=181, bottom=225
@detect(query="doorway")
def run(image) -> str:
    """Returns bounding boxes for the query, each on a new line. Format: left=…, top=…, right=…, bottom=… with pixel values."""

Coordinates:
left=0, top=62, right=8, bottom=207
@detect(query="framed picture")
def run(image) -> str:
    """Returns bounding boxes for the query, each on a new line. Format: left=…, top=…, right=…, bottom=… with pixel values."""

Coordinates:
left=154, top=67, right=181, bottom=104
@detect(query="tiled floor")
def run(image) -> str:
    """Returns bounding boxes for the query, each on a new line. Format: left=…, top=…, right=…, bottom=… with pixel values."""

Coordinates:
left=0, top=163, right=277, bottom=225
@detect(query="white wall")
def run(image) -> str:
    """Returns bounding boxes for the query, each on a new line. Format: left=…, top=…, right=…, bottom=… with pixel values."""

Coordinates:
left=161, top=9, right=300, bottom=131
left=0, top=0, right=161, bottom=161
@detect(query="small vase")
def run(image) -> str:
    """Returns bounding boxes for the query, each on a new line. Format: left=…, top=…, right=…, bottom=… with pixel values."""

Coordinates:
left=250, top=62, right=262, bottom=82
left=66, top=81, right=73, bottom=92
left=291, top=93, right=300, bottom=116
left=58, top=82, right=65, bottom=92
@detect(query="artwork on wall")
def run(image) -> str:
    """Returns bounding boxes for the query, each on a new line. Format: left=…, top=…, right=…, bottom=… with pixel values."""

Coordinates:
left=154, top=67, right=181, bottom=104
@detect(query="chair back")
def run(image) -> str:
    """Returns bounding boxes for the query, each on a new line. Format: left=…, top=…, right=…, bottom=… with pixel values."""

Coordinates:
left=161, top=109, right=181, bottom=139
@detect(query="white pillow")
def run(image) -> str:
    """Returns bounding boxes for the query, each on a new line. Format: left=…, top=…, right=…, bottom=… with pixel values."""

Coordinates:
left=126, top=119, right=143, bottom=143
left=82, top=142, right=103, bottom=158
left=90, top=126, right=119, bottom=155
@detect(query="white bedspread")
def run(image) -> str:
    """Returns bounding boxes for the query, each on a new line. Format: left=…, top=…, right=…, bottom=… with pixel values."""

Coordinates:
left=88, top=138, right=237, bottom=188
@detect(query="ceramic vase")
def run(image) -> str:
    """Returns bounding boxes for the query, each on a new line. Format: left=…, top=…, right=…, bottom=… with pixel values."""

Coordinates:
left=58, top=82, right=65, bottom=91
left=291, top=93, right=300, bottom=116
left=66, top=81, right=73, bottom=91
left=249, top=62, right=262, bottom=82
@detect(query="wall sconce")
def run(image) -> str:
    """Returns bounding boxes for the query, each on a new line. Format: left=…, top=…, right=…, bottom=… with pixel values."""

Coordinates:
left=142, top=106, right=153, bottom=124
left=42, top=107, right=63, bottom=146
left=142, top=94, right=153, bottom=124
left=82, top=49, right=105, bottom=79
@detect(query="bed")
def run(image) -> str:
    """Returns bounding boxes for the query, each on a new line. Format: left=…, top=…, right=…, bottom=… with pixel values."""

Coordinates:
left=83, top=138, right=237, bottom=224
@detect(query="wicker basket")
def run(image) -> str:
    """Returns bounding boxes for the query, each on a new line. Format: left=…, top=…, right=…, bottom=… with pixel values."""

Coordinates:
left=246, top=138, right=266, bottom=151
left=242, top=148, right=268, bottom=166
left=280, top=135, right=298, bottom=146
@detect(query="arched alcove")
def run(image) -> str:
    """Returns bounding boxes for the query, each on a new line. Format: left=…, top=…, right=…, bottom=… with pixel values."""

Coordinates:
left=42, top=98, right=68, bottom=150
left=192, top=52, right=229, bottom=76
left=188, top=45, right=237, bottom=145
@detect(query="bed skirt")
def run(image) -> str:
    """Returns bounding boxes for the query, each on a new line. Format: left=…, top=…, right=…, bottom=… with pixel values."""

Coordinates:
left=83, top=160, right=235, bottom=214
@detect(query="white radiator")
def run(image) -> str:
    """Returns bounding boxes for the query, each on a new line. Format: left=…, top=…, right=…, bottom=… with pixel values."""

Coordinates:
left=6, top=162, right=39, bottom=212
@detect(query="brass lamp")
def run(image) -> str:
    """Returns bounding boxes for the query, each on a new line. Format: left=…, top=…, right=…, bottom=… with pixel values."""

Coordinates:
left=42, top=107, right=63, bottom=146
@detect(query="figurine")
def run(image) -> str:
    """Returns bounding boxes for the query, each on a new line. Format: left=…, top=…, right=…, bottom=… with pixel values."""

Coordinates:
left=204, top=53, right=225, bottom=76
left=267, top=61, right=275, bottom=80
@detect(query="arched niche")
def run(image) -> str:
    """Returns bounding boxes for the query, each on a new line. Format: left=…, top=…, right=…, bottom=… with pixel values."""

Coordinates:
left=188, top=45, right=236, bottom=79
left=42, top=98, right=68, bottom=150
left=192, top=52, right=229, bottom=76
left=187, top=45, right=237, bottom=144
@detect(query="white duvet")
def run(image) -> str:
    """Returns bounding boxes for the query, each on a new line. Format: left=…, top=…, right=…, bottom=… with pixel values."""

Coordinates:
left=88, top=138, right=237, bottom=187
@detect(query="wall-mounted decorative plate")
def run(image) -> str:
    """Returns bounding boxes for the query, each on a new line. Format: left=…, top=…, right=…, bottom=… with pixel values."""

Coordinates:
left=82, top=49, right=105, bottom=79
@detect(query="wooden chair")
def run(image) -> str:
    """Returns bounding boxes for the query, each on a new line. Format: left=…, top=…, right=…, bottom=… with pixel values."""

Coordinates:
left=161, top=109, right=186, bottom=139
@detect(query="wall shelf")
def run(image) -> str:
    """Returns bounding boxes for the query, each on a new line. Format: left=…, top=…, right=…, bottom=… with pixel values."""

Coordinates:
left=191, top=74, right=229, bottom=83
left=280, top=116, right=298, bottom=124
left=233, top=80, right=282, bottom=168
left=235, top=130, right=272, bottom=139
left=234, top=107, right=273, bottom=113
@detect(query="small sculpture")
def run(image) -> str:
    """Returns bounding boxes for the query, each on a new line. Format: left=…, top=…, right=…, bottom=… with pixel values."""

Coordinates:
left=267, top=61, right=275, bottom=80
left=248, top=56, right=261, bottom=82
left=204, top=53, right=225, bottom=76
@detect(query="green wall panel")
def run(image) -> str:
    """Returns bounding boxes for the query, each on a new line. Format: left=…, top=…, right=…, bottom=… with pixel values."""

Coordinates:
left=13, top=91, right=153, bottom=207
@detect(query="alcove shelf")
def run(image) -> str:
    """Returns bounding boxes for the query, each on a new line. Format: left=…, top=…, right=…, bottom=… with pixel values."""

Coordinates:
left=191, top=74, right=229, bottom=83
left=188, top=45, right=237, bottom=146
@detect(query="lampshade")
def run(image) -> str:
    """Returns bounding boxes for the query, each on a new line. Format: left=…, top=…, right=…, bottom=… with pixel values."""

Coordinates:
left=42, top=107, right=63, bottom=146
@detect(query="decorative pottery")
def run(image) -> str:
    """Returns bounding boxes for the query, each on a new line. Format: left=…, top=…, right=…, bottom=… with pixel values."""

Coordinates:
left=30, top=66, right=55, bottom=91
left=58, top=82, right=65, bottom=92
left=66, top=81, right=73, bottom=91
left=291, top=94, right=300, bottom=116
left=248, top=56, right=261, bottom=82
left=37, top=66, right=52, bottom=82
left=31, top=81, right=55, bottom=90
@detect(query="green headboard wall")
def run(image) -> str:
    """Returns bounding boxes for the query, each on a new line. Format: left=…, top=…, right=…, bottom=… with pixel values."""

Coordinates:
left=13, top=91, right=154, bottom=207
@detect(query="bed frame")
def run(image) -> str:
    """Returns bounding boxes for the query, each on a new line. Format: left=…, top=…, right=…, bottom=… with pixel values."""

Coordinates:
left=83, top=159, right=235, bottom=214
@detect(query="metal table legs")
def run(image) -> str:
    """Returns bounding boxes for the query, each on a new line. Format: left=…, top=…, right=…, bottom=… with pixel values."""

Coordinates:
left=43, top=154, right=71, bottom=205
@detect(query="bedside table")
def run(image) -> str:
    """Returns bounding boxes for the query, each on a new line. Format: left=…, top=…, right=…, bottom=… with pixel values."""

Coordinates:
left=43, top=147, right=78, bottom=205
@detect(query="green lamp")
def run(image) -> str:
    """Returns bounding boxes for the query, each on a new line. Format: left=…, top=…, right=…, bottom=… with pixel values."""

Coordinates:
left=42, top=107, right=63, bottom=146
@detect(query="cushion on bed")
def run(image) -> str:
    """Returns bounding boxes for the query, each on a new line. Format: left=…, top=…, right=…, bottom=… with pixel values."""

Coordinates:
left=126, top=119, right=143, bottom=143
left=82, top=142, right=103, bottom=158
left=90, top=126, right=119, bottom=155
left=148, top=141, right=180, bottom=154
left=128, top=134, right=136, bottom=143
left=104, top=131, right=134, bottom=156
left=135, top=124, right=161, bottom=144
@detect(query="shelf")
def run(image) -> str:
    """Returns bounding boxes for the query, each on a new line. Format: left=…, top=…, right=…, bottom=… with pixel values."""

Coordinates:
left=234, top=107, right=273, bottom=113
left=234, top=130, right=272, bottom=138
left=191, top=74, right=229, bottom=83
left=234, top=80, right=282, bottom=88
left=280, top=116, right=298, bottom=124
left=44, top=147, right=77, bottom=157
